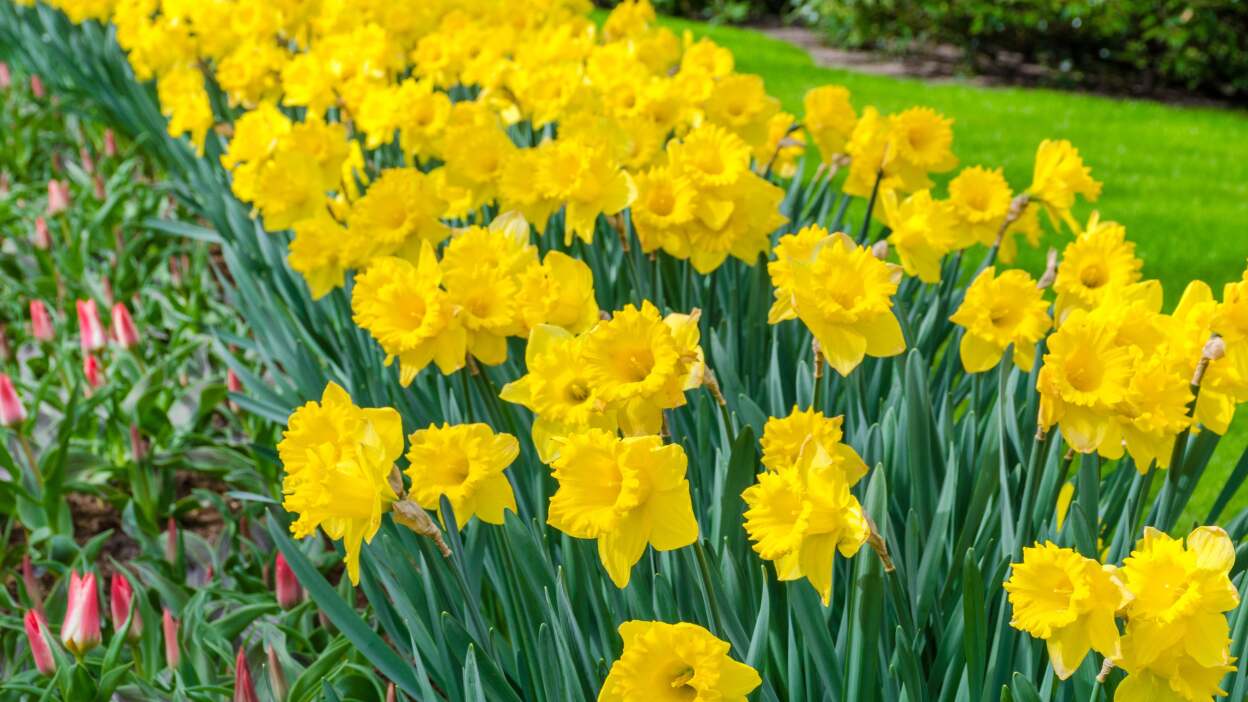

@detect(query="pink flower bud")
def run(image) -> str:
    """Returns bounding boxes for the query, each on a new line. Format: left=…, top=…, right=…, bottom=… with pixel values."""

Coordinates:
left=92, top=173, right=106, bottom=201
left=162, top=608, right=180, bottom=669
left=0, top=373, right=26, bottom=427
left=234, top=647, right=260, bottom=702
left=46, top=179, right=69, bottom=215
left=24, top=610, right=55, bottom=676
left=83, top=355, right=103, bottom=392
left=104, top=129, right=117, bottom=158
left=30, top=300, right=54, bottom=342
left=267, top=645, right=288, bottom=700
left=129, top=424, right=146, bottom=463
left=79, top=146, right=95, bottom=175
left=274, top=553, right=302, bottom=609
left=33, top=216, right=51, bottom=249
left=109, top=573, right=143, bottom=642
left=165, top=517, right=179, bottom=564
left=22, top=556, right=44, bottom=615
left=62, top=571, right=101, bottom=658
left=111, top=302, right=140, bottom=349
left=76, top=299, right=106, bottom=352
left=227, top=369, right=243, bottom=393
left=0, top=62, right=10, bottom=90
left=29, top=74, right=44, bottom=99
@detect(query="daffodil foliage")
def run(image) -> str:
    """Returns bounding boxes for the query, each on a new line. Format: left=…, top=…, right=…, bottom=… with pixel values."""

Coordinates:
left=6, top=1, right=1248, bottom=701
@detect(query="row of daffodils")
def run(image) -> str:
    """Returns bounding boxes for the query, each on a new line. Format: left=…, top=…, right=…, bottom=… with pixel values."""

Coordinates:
left=23, top=0, right=1248, bottom=699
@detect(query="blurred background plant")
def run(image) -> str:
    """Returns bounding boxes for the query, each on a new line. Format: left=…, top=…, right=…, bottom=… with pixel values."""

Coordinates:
left=622, top=0, right=1248, bottom=101
left=0, top=63, right=366, bottom=700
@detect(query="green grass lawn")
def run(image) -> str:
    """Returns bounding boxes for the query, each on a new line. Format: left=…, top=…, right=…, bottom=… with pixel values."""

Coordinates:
left=659, top=15, right=1248, bottom=524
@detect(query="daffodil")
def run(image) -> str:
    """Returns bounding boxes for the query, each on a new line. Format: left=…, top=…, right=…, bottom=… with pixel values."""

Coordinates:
left=768, top=227, right=905, bottom=376
left=598, top=621, right=761, bottom=702
left=547, top=430, right=698, bottom=588
left=581, top=302, right=705, bottom=435
left=1003, top=542, right=1128, bottom=679
left=501, top=325, right=618, bottom=462
left=742, top=442, right=870, bottom=603
left=1053, top=214, right=1145, bottom=319
left=517, top=251, right=600, bottom=335
left=278, top=382, right=404, bottom=584
left=759, top=407, right=868, bottom=486
left=404, top=423, right=519, bottom=527
left=950, top=267, right=1052, bottom=373
left=1113, top=527, right=1239, bottom=700
left=878, top=188, right=959, bottom=283
left=351, top=244, right=466, bottom=383
left=1027, top=139, right=1102, bottom=232
left=344, top=168, right=448, bottom=266
left=1037, top=308, right=1134, bottom=454
left=947, top=166, right=1012, bottom=249
left=802, top=84, right=857, bottom=163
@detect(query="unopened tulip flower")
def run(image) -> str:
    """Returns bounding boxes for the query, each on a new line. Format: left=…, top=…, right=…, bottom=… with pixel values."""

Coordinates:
left=30, top=300, right=53, bottom=342
left=109, top=573, right=143, bottom=642
left=29, top=74, right=43, bottom=99
left=227, top=369, right=242, bottom=393
left=83, top=355, right=103, bottom=391
left=24, top=610, right=55, bottom=675
left=234, top=647, right=260, bottom=702
left=46, top=179, right=69, bottom=215
left=274, top=553, right=302, bottom=609
left=22, top=556, right=44, bottom=615
left=0, top=62, right=10, bottom=89
left=33, top=216, right=51, bottom=249
left=111, top=302, right=139, bottom=349
left=79, top=146, right=95, bottom=175
left=76, top=299, right=106, bottom=352
left=162, top=608, right=179, bottom=668
left=62, top=571, right=102, bottom=658
left=266, top=645, right=288, bottom=701
left=165, top=517, right=179, bottom=564
left=104, top=129, right=117, bottom=158
left=0, top=373, right=26, bottom=426
left=92, top=173, right=106, bottom=201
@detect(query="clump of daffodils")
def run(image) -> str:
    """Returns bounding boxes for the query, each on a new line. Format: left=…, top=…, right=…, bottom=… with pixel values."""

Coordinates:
left=742, top=408, right=872, bottom=604
left=1006, top=527, right=1238, bottom=698
left=1037, top=245, right=1248, bottom=471
left=351, top=214, right=598, bottom=380
left=502, top=300, right=705, bottom=460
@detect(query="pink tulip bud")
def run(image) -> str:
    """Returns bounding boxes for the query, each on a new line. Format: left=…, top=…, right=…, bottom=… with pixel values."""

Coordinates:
left=62, top=571, right=101, bottom=658
left=79, top=146, right=95, bottom=175
left=129, top=424, right=146, bottom=463
left=165, top=517, right=179, bottom=564
left=46, top=179, right=69, bottom=215
left=227, top=369, right=243, bottom=393
left=274, top=553, right=302, bottom=609
left=29, top=74, right=43, bottom=99
left=76, top=299, right=106, bottom=352
left=109, top=573, right=143, bottom=642
left=162, top=608, right=180, bottom=668
left=104, top=129, right=117, bottom=158
left=29, top=300, right=54, bottom=342
left=33, top=216, right=51, bottom=249
left=22, top=556, right=44, bottom=615
left=111, top=302, right=139, bottom=349
left=0, top=62, right=10, bottom=90
left=83, top=355, right=103, bottom=392
left=92, top=173, right=106, bottom=201
left=24, top=610, right=55, bottom=675
left=386, top=683, right=397, bottom=702
left=0, top=373, right=26, bottom=427
left=234, top=647, right=260, bottom=702
left=267, top=645, right=288, bottom=700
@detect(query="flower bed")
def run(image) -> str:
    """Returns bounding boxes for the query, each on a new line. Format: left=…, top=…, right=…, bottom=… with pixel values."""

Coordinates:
left=2, top=0, right=1247, bottom=700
